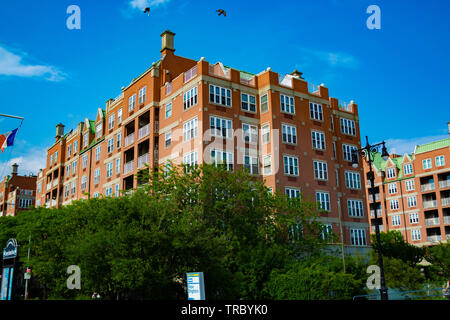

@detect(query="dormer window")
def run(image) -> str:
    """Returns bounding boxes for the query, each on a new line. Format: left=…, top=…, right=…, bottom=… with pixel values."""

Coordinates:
left=404, top=163, right=413, bottom=175
left=386, top=167, right=396, bottom=179
left=96, top=123, right=102, bottom=138
left=83, top=133, right=88, bottom=148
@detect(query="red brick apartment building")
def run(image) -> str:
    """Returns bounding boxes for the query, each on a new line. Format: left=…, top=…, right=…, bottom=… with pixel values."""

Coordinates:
left=0, top=163, right=37, bottom=217
left=364, top=123, right=450, bottom=246
left=35, top=31, right=371, bottom=254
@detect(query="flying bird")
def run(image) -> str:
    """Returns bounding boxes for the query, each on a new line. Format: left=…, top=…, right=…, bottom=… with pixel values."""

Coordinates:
left=144, top=7, right=150, bottom=15
left=216, top=9, right=226, bottom=17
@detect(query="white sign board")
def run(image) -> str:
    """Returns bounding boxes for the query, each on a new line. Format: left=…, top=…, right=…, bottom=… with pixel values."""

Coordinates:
left=186, top=272, right=205, bottom=300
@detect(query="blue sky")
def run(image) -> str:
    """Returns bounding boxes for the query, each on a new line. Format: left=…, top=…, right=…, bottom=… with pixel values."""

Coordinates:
left=0, top=0, right=449, bottom=177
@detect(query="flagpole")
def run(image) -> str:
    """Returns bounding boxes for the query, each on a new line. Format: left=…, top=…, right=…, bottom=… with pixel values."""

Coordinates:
left=0, top=114, right=24, bottom=120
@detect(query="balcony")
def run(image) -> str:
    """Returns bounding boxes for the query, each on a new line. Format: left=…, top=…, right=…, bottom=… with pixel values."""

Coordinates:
left=208, top=62, right=230, bottom=80
left=421, top=183, right=435, bottom=192
left=138, top=124, right=150, bottom=140
left=425, top=217, right=440, bottom=226
left=124, top=133, right=135, bottom=148
left=51, top=199, right=56, bottom=207
left=124, top=161, right=134, bottom=175
left=427, top=235, right=442, bottom=243
left=184, top=65, right=198, bottom=83
left=338, top=101, right=353, bottom=113
left=423, top=200, right=437, bottom=209
left=240, top=76, right=256, bottom=87
left=442, top=197, right=450, bottom=207
left=439, top=180, right=450, bottom=189
left=444, top=216, right=450, bottom=224
left=370, top=209, right=382, bottom=217
left=369, top=194, right=381, bottom=202
left=372, top=225, right=385, bottom=232
left=52, top=179, right=59, bottom=187
left=46, top=184, right=51, bottom=191
left=138, top=153, right=149, bottom=169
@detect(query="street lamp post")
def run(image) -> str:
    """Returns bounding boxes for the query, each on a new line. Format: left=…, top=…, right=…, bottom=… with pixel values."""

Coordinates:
left=352, top=136, right=389, bottom=300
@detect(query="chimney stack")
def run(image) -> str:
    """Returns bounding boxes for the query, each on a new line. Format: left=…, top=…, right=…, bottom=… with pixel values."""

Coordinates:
left=160, top=30, right=175, bottom=56
left=12, top=163, right=18, bottom=176
left=56, top=123, right=65, bottom=140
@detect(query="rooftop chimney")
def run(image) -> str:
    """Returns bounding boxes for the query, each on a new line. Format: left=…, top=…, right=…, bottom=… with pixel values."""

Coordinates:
left=56, top=123, right=65, bottom=140
left=161, top=30, right=175, bottom=55
left=12, top=163, right=18, bottom=176
left=290, top=70, right=304, bottom=80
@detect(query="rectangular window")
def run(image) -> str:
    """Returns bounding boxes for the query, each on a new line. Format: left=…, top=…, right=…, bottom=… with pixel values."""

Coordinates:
left=283, top=155, right=299, bottom=176
left=404, top=163, right=413, bottom=175
left=350, top=229, right=367, bottom=246
left=342, top=144, right=358, bottom=162
left=81, top=175, right=87, bottom=190
left=261, top=124, right=270, bottom=144
left=183, top=118, right=198, bottom=141
left=422, top=158, right=432, bottom=169
left=94, top=168, right=100, bottom=184
left=107, top=138, right=114, bottom=153
left=409, top=212, right=419, bottom=224
left=83, top=133, right=88, bottom=148
left=93, top=192, right=99, bottom=198
left=340, top=118, right=356, bottom=136
left=49, top=154, right=53, bottom=165
left=405, top=179, right=415, bottom=191
left=390, top=199, right=399, bottom=210
left=129, top=94, right=136, bottom=111
left=386, top=167, right=396, bottom=179
left=117, top=108, right=122, bottom=124
left=66, top=164, right=70, bottom=176
left=282, top=124, right=297, bottom=144
left=285, top=187, right=300, bottom=199
left=72, top=160, right=77, bottom=173
left=117, top=133, right=122, bottom=149
left=407, top=196, right=417, bottom=208
left=309, top=103, right=323, bottom=121
left=243, top=155, right=258, bottom=174
left=165, top=102, right=172, bottom=118
left=138, top=86, right=146, bottom=104
left=165, top=131, right=172, bottom=148
left=312, top=131, right=326, bottom=150
left=392, top=215, right=401, bottom=226
left=64, top=185, right=70, bottom=198
left=210, top=149, right=233, bottom=171
left=183, top=151, right=198, bottom=167
left=67, top=145, right=72, bottom=157
left=260, top=94, right=268, bottom=113
left=71, top=181, right=76, bottom=195
left=95, top=146, right=101, bottom=161
left=108, top=114, right=115, bottom=130
left=280, top=94, right=295, bottom=114
left=313, top=161, right=328, bottom=180
left=345, top=171, right=361, bottom=189
left=316, top=192, right=330, bottom=211
left=73, top=140, right=78, bottom=153
left=96, top=123, right=102, bottom=139
left=82, top=155, right=88, bottom=169
left=411, top=229, right=421, bottom=241
left=184, top=86, right=198, bottom=110
left=210, top=116, right=232, bottom=138
left=105, top=187, right=112, bottom=197
left=241, top=93, right=256, bottom=112
left=388, top=183, right=397, bottom=194
left=436, top=155, right=445, bottom=167
left=116, top=157, right=121, bottom=174
left=242, top=123, right=258, bottom=143
left=106, top=162, right=113, bottom=178
left=320, top=224, right=333, bottom=240
left=209, top=85, right=230, bottom=107
left=263, top=155, right=272, bottom=175
left=348, top=199, right=364, bottom=217
left=115, top=183, right=120, bottom=197
left=54, top=152, right=58, bottom=163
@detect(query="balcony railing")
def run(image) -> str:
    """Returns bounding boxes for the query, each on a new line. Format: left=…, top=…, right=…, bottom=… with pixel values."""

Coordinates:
left=444, top=216, right=450, bottom=224
left=427, top=235, right=442, bottom=243
left=372, top=225, right=384, bottom=232
left=279, top=75, right=293, bottom=88
left=421, top=183, right=435, bottom=192
left=46, top=184, right=51, bottom=191
left=124, top=161, right=134, bottom=175
left=338, top=101, right=353, bottom=112
left=308, top=83, right=319, bottom=94
left=138, top=124, right=150, bottom=140
left=52, top=179, right=58, bottom=187
left=425, top=217, right=440, bottom=226
left=240, top=76, right=256, bottom=86
left=208, top=63, right=230, bottom=79
left=138, top=153, right=149, bottom=169
left=370, top=209, right=382, bottom=217
left=124, top=133, right=135, bottom=148
left=51, top=199, right=57, bottom=207
left=184, top=65, right=198, bottom=83
left=439, top=180, right=450, bottom=189
left=423, top=200, right=437, bottom=209
left=441, top=197, right=450, bottom=207
left=369, top=194, right=381, bottom=202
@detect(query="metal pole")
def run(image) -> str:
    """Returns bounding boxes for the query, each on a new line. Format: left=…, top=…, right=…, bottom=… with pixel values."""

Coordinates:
left=0, top=114, right=24, bottom=120
left=24, top=235, right=31, bottom=300
left=365, top=136, right=388, bottom=300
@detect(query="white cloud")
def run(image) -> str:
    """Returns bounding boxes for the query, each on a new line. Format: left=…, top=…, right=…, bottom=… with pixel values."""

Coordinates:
left=129, top=0, right=171, bottom=10
left=0, top=147, right=46, bottom=180
left=0, top=46, right=66, bottom=82
left=298, top=48, right=359, bottom=69
left=385, top=134, right=449, bottom=155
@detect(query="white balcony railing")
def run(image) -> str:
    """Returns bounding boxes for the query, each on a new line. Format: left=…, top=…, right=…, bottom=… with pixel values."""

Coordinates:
left=138, top=124, right=150, bottom=140
left=208, top=63, right=230, bottom=79
left=444, top=216, right=450, bottom=224
left=421, top=183, right=435, bottom=192
left=124, top=161, right=134, bottom=174
left=52, top=179, right=58, bottom=187
left=369, top=194, right=381, bottom=202
left=138, top=153, right=149, bottom=169
left=439, top=180, right=450, bottom=189
left=46, top=184, right=51, bottom=191
left=308, top=83, right=319, bottom=93
left=423, top=200, right=437, bottom=209
left=124, top=133, right=135, bottom=148
left=425, top=217, right=440, bottom=226
left=441, top=198, right=450, bottom=206
left=370, top=209, right=382, bottom=217
left=427, top=235, right=442, bottom=243
left=184, top=65, right=198, bottom=83
left=372, top=225, right=384, bottom=232
left=51, top=199, right=56, bottom=207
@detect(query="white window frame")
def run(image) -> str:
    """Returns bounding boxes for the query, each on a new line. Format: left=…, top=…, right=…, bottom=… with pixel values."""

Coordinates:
left=405, top=179, right=415, bottom=191
left=117, top=108, right=122, bottom=124
left=241, top=93, right=256, bottom=113
left=184, top=86, right=198, bottom=110
left=316, top=191, right=330, bottom=211
left=243, top=155, right=258, bottom=174
left=165, top=102, right=172, bottom=119
left=340, top=118, right=356, bottom=136
left=260, top=94, right=269, bottom=113
left=183, top=151, right=198, bottom=167
left=138, top=86, right=146, bottom=105
left=350, top=228, right=367, bottom=246
left=404, top=163, right=413, bottom=175
left=312, top=131, right=326, bottom=150
left=210, top=149, right=233, bottom=171
left=82, top=155, right=88, bottom=169
left=94, top=168, right=100, bottom=185
left=210, top=115, right=232, bottom=139
left=106, top=162, right=113, bottom=178
left=209, top=84, right=230, bottom=107
left=96, top=123, right=102, bottom=139
left=285, top=187, right=300, bottom=199
left=388, top=183, right=397, bottom=194
left=281, top=123, right=297, bottom=145
left=435, top=155, right=445, bottom=167
left=407, top=196, right=417, bottom=208
left=129, top=94, right=136, bottom=111
left=386, top=167, right=396, bottom=179
left=116, top=157, right=121, bottom=174
left=165, top=131, right=172, bottom=148
left=261, top=124, right=270, bottom=144
left=81, top=175, right=87, bottom=190
left=183, top=117, right=198, bottom=141
left=107, top=138, right=114, bottom=153
left=242, top=123, right=258, bottom=144
left=348, top=199, right=364, bottom=217
left=263, top=155, right=272, bottom=175
left=280, top=94, right=295, bottom=114
left=423, top=158, right=432, bottom=170
left=392, top=215, right=401, bottom=226
left=95, top=145, right=101, bottom=161
left=345, top=171, right=361, bottom=190
left=108, top=114, right=115, bottom=130
left=342, top=144, right=358, bottom=162
left=409, top=212, right=419, bottom=224
left=283, top=155, right=299, bottom=176
left=411, top=229, right=421, bottom=241
left=117, top=133, right=122, bottom=149
left=390, top=199, right=399, bottom=210
left=309, top=102, right=323, bottom=121
left=313, top=160, right=328, bottom=180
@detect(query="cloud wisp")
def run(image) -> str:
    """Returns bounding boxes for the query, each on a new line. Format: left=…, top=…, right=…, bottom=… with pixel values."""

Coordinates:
left=385, top=134, right=449, bottom=155
left=298, top=48, right=360, bottom=69
left=0, top=147, right=47, bottom=180
left=0, top=46, right=66, bottom=82
left=129, top=0, right=171, bottom=10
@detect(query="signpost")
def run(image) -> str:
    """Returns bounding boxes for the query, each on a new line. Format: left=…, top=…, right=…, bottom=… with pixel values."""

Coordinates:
left=186, top=272, right=205, bottom=300
left=1, top=239, right=19, bottom=300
